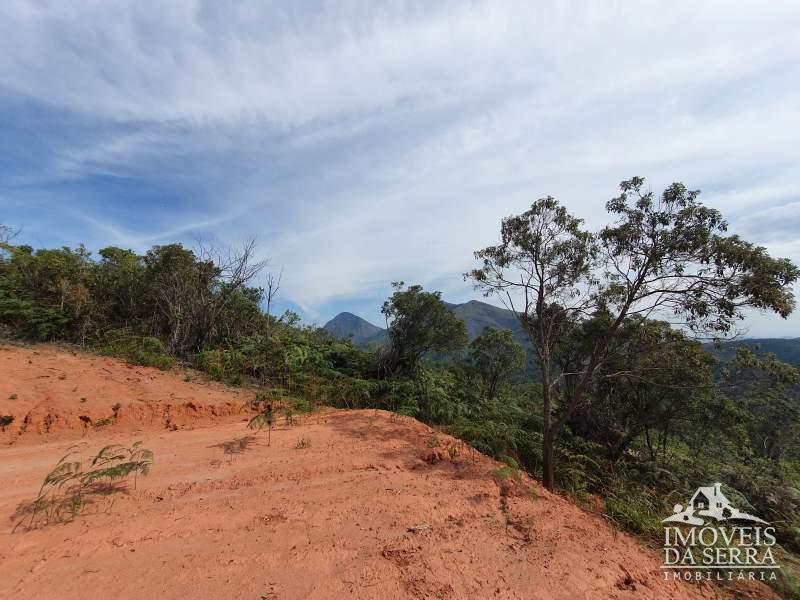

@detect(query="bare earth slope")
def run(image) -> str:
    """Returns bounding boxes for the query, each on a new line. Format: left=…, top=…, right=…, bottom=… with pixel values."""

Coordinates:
left=0, top=345, right=762, bottom=599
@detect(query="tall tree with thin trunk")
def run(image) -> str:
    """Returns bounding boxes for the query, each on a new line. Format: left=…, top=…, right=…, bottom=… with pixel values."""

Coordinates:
left=468, top=178, right=799, bottom=491
left=467, top=197, right=597, bottom=489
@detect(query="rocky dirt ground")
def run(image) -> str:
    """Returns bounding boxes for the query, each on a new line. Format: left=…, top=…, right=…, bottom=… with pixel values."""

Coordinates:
left=0, top=344, right=772, bottom=599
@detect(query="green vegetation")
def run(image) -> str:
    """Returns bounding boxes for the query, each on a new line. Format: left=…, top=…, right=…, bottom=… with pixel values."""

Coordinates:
left=491, top=455, right=522, bottom=483
left=381, top=282, right=468, bottom=375
left=467, top=328, right=525, bottom=402
left=248, top=395, right=275, bottom=446
left=2, top=177, right=800, bottom=595
left=467, top=179, right=799, bottom=491
left=13, top=442, right=153, bottom=530
left=100, top=333, right=174, bottom=370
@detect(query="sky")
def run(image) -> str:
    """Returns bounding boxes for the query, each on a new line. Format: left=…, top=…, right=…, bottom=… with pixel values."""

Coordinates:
left=1, top=1, right=799, bottom=336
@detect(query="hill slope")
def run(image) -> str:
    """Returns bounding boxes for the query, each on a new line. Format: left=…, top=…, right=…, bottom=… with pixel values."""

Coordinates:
left=0, top=344, right=736, bottom=599
left=323, top=300, right=527, bottom=347
left=324, top=304, right=800, bottom=374
left=707, top=337, right=800, bottom=365
left=445, top=300, right=528, bottom=345
left=323, top=311, right=388, bottom=346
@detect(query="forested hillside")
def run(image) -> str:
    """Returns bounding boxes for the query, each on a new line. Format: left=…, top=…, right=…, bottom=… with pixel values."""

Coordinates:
left=3, top=177, right=800, bottom=597
left=709, top=338, right=800, bottom=366
left=327, top=305, right=800, bottom=369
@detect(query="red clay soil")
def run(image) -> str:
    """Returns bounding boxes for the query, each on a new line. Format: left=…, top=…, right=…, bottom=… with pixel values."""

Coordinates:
left=0, top=345, right=775, bottom=599
left=0, top=344, right=248, bottom=442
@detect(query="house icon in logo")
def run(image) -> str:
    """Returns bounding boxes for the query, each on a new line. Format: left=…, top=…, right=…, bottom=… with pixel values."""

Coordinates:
left=662, top=482, right=767, bottom=525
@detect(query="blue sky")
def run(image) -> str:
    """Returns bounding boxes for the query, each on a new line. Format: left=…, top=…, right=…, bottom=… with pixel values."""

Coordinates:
left=1, top=1, right=799, bottom=336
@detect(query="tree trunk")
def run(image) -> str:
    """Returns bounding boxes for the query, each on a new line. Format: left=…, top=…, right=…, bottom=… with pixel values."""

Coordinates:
left=645, top=427, right=656, bottom=462
left=541, top=361, right=555, bottom=491
left=542, top=426, right=555, bottom=490
left=609, top=428, right=640, bottom=462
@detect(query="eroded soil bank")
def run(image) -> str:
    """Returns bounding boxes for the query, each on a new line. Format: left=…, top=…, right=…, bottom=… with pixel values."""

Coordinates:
left=0, top=345, right=769, bottom=599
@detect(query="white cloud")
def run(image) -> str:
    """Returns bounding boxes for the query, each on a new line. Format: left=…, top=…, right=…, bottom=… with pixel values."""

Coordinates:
left=2, top=1, right=795, bottom=126
left=1, top=0, right=799, bottom=334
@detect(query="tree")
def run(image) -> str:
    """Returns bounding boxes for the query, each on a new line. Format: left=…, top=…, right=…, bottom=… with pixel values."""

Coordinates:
left=144, top=243, right=217, bottom=353
left=94, top=247, right=146, bottom=330
left=0, top=243, right=95, bottom=341
left=381, top=282, right=468, bottom=375
left=564, top=316, right=716, bottom=462
left=468, top=327, right=525, bottom=402
left=467, top=196, right=597, bottom=489
left=723, top=347, right=800, bottom=461
left=194, top=239, right=266, bottom=350
left=469, top=178, right=799, bottom=490
left=0, top=224, right=19, bottom=246
left=144, top=240, right=265, bottom=354
left=264, top=267, right=282, bottom=334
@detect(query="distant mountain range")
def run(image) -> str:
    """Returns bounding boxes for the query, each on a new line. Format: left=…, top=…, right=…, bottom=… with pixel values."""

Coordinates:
left=706, top=337, right=800, bottom=365
left=323, top=302, right=800, bottom=367
left=322, top=299, right=528, bottom=347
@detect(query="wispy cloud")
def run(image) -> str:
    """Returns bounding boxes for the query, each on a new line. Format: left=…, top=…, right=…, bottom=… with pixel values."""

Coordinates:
left=1, top=1, right=799, bottom=335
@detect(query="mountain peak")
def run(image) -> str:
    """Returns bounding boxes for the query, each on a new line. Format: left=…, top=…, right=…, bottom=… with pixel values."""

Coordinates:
left=323, top=312, right=387, bottom=346
left=323, top=299, right=528, bottom=348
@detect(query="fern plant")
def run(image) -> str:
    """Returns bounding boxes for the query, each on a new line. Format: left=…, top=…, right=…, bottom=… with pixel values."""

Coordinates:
left=13, top=441, right=154, bottom=530
left=84, top=442, right=154, bottom=489
left=248, top=396, right=275, bottom=446
left=491, top=455, right=522, bottom=483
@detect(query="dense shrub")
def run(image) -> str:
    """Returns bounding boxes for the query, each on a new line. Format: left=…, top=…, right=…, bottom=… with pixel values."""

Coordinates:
left=99, top=331, right=175, bottom=370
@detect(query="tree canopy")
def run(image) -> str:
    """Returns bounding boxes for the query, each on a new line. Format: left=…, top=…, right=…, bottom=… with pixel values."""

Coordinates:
left=381, top=282, right=468, bottom=375
left=468, top=177, right=799, bottom=490
left=467, top=327, right=525, bottom=402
